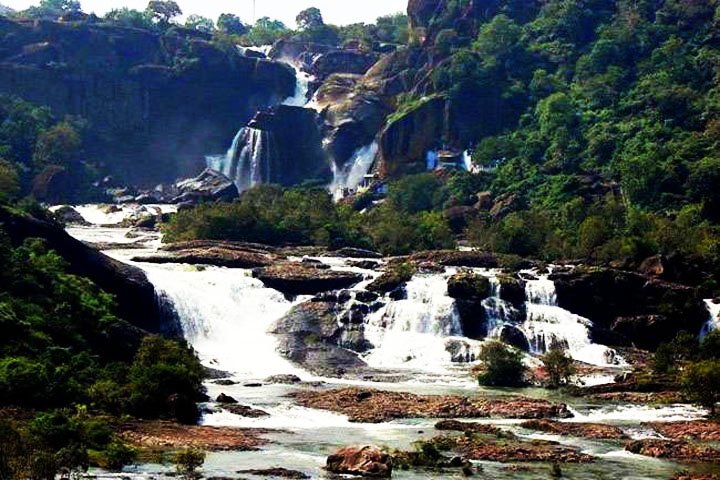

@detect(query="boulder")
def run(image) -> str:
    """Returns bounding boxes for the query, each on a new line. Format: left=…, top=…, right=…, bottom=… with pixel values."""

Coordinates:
left=253, top=263, right=364, bottom=295
left=312, top=50, right=379, bottom=79
left=447, top=271, right=491, bottom=301
left=326, top=446, right=392, bottom=478
left=134, top=242, right=275, bottom=269
left=271, top=300, right=367, bottom=376
left=174, top=168, right=239, bottom=204
left=216, top=393, right=238, bottom=404
left=497, top=275, right=527, bottom=307
left=551, top=268, right=707, bottom=349
left=53, top=205, right=89, bottom=226
left=499, top=325, right=530, bottom=352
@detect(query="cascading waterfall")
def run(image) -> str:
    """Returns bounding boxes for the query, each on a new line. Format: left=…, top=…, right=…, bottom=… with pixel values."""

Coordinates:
left=362, top=273, right=481, bottom=371
left=141, top=263, right=304, bottom=378
left=523, top=274, right=623, bottom=366
left=700, top=299, right=720, bottom=338
left=330, top=141, right=379, bottom=199
left=207, top=127, right=272, bottom=192
left=282, top=65, right=313, bottom=107
left=482, top=275, right=520, bottom=337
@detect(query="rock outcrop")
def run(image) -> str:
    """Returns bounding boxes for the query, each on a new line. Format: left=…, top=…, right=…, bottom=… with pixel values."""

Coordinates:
left=551, top=268, right=707, bottom=349
left=253, top=262, right=364, bottom=295
left=0, top=206, right=164, bottom=333
left=0, top=17, right=295, bottom=186
left=172, top=168, right=239, bottom=204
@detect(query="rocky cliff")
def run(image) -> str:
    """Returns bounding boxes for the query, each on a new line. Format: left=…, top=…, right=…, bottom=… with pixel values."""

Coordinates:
left=0, top=17, right=295, bottom=186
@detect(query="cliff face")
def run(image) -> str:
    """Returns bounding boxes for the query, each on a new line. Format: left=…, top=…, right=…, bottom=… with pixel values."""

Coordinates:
left=0, top=17, right=295, bottom=186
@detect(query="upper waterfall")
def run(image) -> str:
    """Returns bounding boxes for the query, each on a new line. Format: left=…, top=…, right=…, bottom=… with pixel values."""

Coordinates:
left=330, top=141, right=379, bottom=199
left=701, top=299, right=720, bottom=338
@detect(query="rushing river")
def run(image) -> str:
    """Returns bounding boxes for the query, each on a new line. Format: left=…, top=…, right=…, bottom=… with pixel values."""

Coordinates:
left=57, top=204, right=716, bottom=480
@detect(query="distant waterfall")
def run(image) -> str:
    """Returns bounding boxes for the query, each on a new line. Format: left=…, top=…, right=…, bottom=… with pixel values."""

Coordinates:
left=701, top=299, right=720, bottom=338
left=523, top=274, right=623, bottom=366
left=362, top=273, right=481, bottom=371
left=207, top=127, right=272, bottom=193
left=330, top=142, right=379, bottom=199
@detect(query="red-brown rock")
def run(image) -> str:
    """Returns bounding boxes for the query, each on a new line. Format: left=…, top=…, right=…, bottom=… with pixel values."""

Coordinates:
left=326, top=445, right=392, bottom=478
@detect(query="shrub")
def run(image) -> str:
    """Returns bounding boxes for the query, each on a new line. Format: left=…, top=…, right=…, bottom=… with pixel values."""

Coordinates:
left=541, top=347, right=576, bottom=388
left=102, top=439, right=137, bottom=471
left=681, top=360, right=720, bottom=415
left=477, top=341, right=526, bottom=387
left=173, top=449, right=205, bottom=478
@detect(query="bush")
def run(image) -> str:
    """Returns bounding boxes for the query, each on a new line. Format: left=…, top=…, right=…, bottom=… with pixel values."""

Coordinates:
left=541, top=347, right=576, bottom=388
left=102, top=439, right=137, bottom=471
left=174, top=449, right=205, bottom=478
left=477, top=341, right=526, bottom=387
left=681, top=360, right=720, bottom=415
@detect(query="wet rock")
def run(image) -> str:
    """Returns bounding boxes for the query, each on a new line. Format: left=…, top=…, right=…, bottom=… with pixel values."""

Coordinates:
left=625, top=439, right=720, bottom=461
left=326, top=445, right=392, bottom=478
left=326, top=247, right=383, bottom=259
left=253, top=263, right=364, bottom=295
left=355, top=291, right=380, bottom=303
left=53, top=205, right=89, bottom=225
left=271, top=301, right=367, bottom=376
left=520, top=419, right=628, bottom=440
left=349, top=260, right=382, bottom=270
left=213, top=379, right=238, bottom=386
left=216, top=393, right=238, bottom=404
left=410, top=250, right=502, bottom=268
left=119, top=420, right=271, bottom=451
left=224, top=404, right=270, bottom=418
left=447, top=271, right=491, bottom=301
left=265, top=374, right=302, bottom=384
left=237, top=468, right=309, bottom=479
left=291, top=387, right=572, bottom=423
left=497, top=275, right=527, bottom=307
left=368, top=263, right=416, bottom=294
left=173, top=168, right=239, bottom=204
left=499, top=325, right=530, bottom=352
left=312, top=50, right=379, bottom=79
left=645, top=421, right=720, bottom=442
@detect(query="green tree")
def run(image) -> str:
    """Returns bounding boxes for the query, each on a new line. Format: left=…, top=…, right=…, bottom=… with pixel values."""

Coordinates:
left=217, top=13, right=247, bottom=36
left=296, top=7, right=324, bottom=30
left=477, top=341, right=526, bottom=387
left=0, top=160, right=20, bottom=200
left=185, top=14, right=214, bottom=33
left=104, top=8, right=153, bottom=29
left=681, top=360, right=720, bottom=415
left=32, top=121, right=82, bottom=170
left=541, top=347, right=576, bottom=388
left=145, top=0, right=181, bottom=24
left=39, top=0, right=81, bottom=13
left=245, top=17, right=289, bottom=45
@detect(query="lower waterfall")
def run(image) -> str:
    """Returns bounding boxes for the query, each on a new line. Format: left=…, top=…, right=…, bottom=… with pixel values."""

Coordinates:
left=362, top=272, right=482, bottom=372
left=523, top=274, right=623, bottom=366
left=141, top=263, right=304, bottom=379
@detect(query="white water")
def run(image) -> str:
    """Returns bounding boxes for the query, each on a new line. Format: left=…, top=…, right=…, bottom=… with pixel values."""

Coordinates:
left=207, top=127, right=271, bottom=192
left=362, top=273, right=483, bottom=372
left=282, top=64, right=313, bottom=107
left=143, top=263, right=304, bottom=379
left=700, top=299, right=720, bottom=338
left=523, top=274, right=623, bottom=367
left=329, top=141, right=379, bottom=199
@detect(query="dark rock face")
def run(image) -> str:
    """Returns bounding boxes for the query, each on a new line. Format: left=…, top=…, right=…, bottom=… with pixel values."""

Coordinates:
left=0, top=206, right=164, bottom=334
left=271, top=300, right=367, bottom=376
left=0, top=18, right=295, bottom=186
left=551, top=268, right=707, bottom=349
left=248, top=106, right=332, bottom=186
left=499, top=325, right=530, bottom=352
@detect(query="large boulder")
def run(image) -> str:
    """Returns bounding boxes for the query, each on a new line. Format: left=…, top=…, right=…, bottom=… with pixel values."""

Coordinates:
left=0, top=206, right=165, bottom=334
left=447, top=271, right=490, bottom=301
left=312, top=50, right=379, bottom=79
left=551, top=268, right=707, bottom=349
left=271, top=300, right=367, bottom=376
left=326, top=446, right=392, bottom=478
left=173, top=168, right=239, bottom=204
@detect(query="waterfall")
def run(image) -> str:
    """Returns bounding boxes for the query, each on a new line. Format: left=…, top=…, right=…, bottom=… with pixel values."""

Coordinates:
left=700, top=299, right=720, bottom=338
left=482, top=276, right=521, bottom=337
left=207, top=127, right=271, bottom=192
left=142, top=264, right=304, bottom=379
left=282, top=65, right=313, bottom=107
left=330, top=142, right=379, bottom=199
left=523, top=274, right=623, bottom=366
left=362, top=273, right=481, bottom=371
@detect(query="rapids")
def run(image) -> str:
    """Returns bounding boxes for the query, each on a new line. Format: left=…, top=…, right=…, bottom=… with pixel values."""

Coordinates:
left=58, top=204, right=712, bottom=480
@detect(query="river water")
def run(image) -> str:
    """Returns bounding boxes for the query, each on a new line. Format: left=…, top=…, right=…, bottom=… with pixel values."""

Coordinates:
left=59, top=204, right=716, bottom=480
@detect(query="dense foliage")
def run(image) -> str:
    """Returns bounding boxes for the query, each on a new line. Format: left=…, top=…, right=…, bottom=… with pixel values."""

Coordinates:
left=0, top=208, right=205, bottom=476
left=407, top=0, right=720, bottom=289
left=476, top=341, right=527, bottom=387
left=163, top=181, right=459, bottom=256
